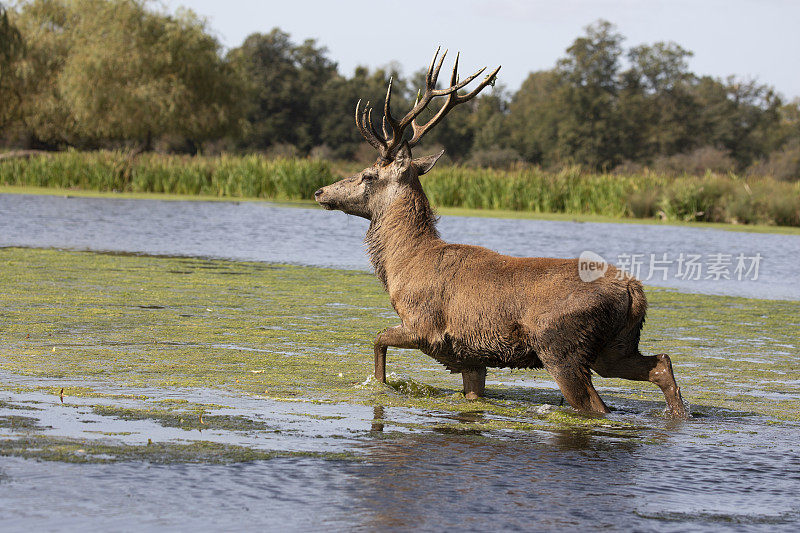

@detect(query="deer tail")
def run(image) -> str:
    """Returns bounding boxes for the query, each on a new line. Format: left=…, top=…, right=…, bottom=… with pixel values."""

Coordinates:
left=625, top=277, right=648, bottom=332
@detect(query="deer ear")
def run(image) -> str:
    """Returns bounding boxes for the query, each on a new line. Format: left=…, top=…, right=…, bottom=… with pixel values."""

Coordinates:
left=413, top=150, right=444, bottom=176
left=394, top=142, right=412, bottom=173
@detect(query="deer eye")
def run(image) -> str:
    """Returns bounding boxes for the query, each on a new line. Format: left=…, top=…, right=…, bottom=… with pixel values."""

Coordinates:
left=361, top=174, right=376, bottom=183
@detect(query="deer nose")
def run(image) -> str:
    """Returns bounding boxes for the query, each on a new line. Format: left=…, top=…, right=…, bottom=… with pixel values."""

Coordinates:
left=314, top=188, right=324, bottom=199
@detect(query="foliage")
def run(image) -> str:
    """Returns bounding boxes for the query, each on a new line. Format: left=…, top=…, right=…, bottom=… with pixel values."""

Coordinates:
left=554, top=20, right=625, bottom=169
left=747, top=139, right=800, bottom=181
left=0, top=1, right=24, bottom=128
left=652, top=146, right=735, bottom=176
left=0, top=2, right=21, bottom=60
left=3, top=0, right=244, bottom=148
left=225, top=32, right=417, bottom=159
left=505, top=20, right=789, bottom=172
left=0, top=2, right=23, bottom=75
left=0, top=8, right=799, bottom=178
left=227, top=29, right=337, bottom=152
left=61, top=1, right=245, bottom=146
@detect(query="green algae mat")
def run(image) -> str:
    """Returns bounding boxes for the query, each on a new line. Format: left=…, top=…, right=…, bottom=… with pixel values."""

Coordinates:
left=1, top=247, right=799, bottom=462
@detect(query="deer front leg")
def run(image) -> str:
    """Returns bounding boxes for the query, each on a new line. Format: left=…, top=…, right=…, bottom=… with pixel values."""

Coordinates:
left=373, top=325, right=417, bottom=383
left=462, top=367, right=487, bottom=400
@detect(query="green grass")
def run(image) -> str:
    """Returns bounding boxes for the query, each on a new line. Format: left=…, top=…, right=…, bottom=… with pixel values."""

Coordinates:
left=0, top=436, right=356, bottom=464
left=1, top=151, right=798, bottom=227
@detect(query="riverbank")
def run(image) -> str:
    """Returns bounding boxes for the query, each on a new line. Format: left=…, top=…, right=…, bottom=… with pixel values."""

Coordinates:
left=3, top=185, right=799, bottom=236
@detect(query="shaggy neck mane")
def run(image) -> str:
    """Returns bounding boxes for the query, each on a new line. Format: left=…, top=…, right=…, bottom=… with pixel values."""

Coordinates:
left=365, top=187, right=440, bottom=289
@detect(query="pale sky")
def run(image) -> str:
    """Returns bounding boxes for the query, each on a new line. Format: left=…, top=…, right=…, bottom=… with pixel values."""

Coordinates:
left=164, top=0, right=800, bottom=100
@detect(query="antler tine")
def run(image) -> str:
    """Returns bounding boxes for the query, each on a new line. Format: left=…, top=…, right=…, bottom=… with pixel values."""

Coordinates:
left=382, top=116, right=389, bottom=140
left=366, top=107, right=384, bottom=147
left=411, top=52, right=461, bottom=143
left=425, top=46, right=441, bottom=87
left=381, top=49, right=450, bottom=157
left=404, top=62, right=486, bottom=121
left=383, top=76, right=400, bottom=144
left=430, top=49, right=448, bottom=89
left=408, top=64, right=501, bottom=148
left=450, top=52, right=460, bottom=86
left=409, top=52, right=460, bottom=143
left=355, top=99, right=385, bottom=152
left=453, top=65, right=502, bottom=103
left=429, top=66, right=486, bottom=97
left=378, top=50, right=449, bottom=156
left=355, top=100, right=374, bottom=148
left=358, top=48, right=500, bottom=159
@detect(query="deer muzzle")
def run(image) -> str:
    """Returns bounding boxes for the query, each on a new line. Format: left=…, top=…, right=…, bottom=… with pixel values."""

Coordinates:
left=314, top=187, right=334, bottom=210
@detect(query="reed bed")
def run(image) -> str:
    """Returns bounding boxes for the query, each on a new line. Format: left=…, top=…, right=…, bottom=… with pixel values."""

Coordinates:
left=423, top=166, right=645, bottom=217
left=1, top=151, right=798, bottom=226
left=0, top=150, right=331, bottom=200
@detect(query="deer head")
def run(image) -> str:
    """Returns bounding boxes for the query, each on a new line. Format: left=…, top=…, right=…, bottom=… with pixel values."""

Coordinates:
left=314, top=48, right=500, bottom=220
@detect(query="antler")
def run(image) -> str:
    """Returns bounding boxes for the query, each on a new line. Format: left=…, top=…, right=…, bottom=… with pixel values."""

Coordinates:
left=355, top=47, right=501, bottom=162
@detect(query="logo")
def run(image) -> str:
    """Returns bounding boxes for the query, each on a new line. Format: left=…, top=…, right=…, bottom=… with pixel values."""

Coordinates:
left=578, top=250, right=608, bottom=282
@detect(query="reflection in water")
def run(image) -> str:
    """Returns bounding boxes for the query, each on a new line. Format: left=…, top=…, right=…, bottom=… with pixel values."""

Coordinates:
left=345, top=420, right=799, bottom=531
left=371, top=405, right=385, bottom=433
left=351, top=430, right=642, bottom=530
left=448, top=410, right=487, bottom=424
left=2, top=418, right=798, bottom=531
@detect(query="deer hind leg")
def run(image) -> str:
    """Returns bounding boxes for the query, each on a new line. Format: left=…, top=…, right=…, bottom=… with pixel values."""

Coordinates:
left=373, top=325, right=418, bottom=383
left=593, top=350, right=687, bottom=418
left=649, top=354, right=687, bottom=418
left=546, top=362, right=610, bottom=414
left=462, top=367, right=487, bottom=400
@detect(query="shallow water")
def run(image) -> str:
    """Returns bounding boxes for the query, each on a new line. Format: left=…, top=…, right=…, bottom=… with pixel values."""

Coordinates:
left=1, top=193, right=800, bottom=530
left=1, top=193, right=798, bottom=299
left=2, top=371, right=799, bottom=532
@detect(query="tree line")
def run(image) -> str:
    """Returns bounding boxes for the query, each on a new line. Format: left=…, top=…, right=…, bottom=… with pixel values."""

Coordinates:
left=1, top=1, right=799, bottom=179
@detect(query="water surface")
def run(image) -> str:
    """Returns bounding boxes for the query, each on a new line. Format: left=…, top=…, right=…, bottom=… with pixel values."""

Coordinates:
left=2, top=376, right=799, bottom=532
left=2, top=193, right=798, bottom=299
left=1, top=193, right=799, bottom=531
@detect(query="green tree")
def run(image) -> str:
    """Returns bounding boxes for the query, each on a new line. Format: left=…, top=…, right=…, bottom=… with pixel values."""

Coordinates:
left=313, top=65, right=409, bottom=160
left=10, top=0, right=244, bottom=149
left=690, top=76, right=782, bottom=167
left=4, top=0, right=74, bottom=147
left=228, top=29, right=338, bottom=152
left=468, top=85, right=511, bottom=153
left=554, top=20, right=625, bottom=169
left=506, top=70, right=565, bottom=166
left=0, top=2, right=22, bottom=66
left=618, top=42, right=697, bottom=160
left=626, top=42, right=693, bottom=94
left=776, top=99, right=800, bottom=147
left=0, top=1, right=24, bottom=130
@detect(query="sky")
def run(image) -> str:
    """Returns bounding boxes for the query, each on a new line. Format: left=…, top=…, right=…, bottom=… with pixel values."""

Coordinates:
left=164, top=0, right=800, bottom=100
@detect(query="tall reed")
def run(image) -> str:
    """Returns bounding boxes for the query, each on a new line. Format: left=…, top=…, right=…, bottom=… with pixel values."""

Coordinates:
left=1, top=151, right=798, bottom=226
left=0, top=150, right=332, bottom=200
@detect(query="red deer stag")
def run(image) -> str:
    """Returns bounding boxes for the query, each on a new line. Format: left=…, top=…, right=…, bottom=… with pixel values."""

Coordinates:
left=314, top=48, right=687, bottom=417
